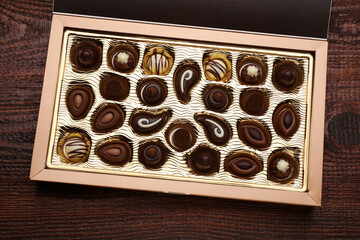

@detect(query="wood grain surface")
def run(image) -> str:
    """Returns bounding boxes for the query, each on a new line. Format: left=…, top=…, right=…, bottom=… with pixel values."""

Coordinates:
left=1, top=0, right=359, bottom=239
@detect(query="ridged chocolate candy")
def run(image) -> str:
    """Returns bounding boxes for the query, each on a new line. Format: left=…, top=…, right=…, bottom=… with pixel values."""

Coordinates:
left=188, top=146, right=220, bottom=175
left=237, top=120, right=271, bottom=150
left=225, top=151, right=262, bottom=178
left=142, top=47, right=173, bottom=75
left=273, top=103, right=300, bottom=139
left=137, top=78, right=167, bottom=106
left=203, top=85, right=232, bottom=112
left=96, top=140, right=132, bottom=166
left=195, top=114, right=231, bottom=146
left=267, top=150, right=299, bottom=183
left=66, top=86, right=94, bottom=120
left=92, top=104, right=125, bottom=133
left=174, top=63, right=201, bottom=103
left=138, top=140, right=168, bottom=169
left=130, top=110, right=171, bottom=135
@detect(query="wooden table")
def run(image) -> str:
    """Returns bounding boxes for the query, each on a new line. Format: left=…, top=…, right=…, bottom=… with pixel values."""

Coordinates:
left=1, top=0, right=359, bottom=238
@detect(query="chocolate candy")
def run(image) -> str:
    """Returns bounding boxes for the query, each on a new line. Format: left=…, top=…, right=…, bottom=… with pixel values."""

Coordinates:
left=240, top=89, right=269, bottom=116
left=236, top=57, right=267, bottom=85
left=108, top=44, right=138, bottom=73
left=142, top=47, right=174, bottom=75
left=137, top=78, right=167, bottom=106
left=203, top=52, right=231, bottom=82
left=273, top=103, right=300, bottom=139
left=188, top=146, right=220, bottom=175
left=66, top=86, right=94, bottom=120
left=203, top=85, right=232, bottom=112
left=224, top=151, right=262, bottom=177
left=99, top=74, right=130, bottom=101
left=58, top=132, right=91, bottom=163
left=238, top=120, right=271, bottom=150
left=92, top=104, right=125, bottom=133
left=70, top=39, right=102, bottom=72
left=194, top=114, right=231, bottom=146
left=138, top=140, right=168, bottom=169
left=272, top=61, right=303, bottom=91
left=173, top=63, right=201, bottom=103
left=165, top=123, right=196, bottom=152
left=130, top=110, right=171, bottom=135
left=267, top=150, right=299, bottom=183
left=96, top=140, right=132, bottom=166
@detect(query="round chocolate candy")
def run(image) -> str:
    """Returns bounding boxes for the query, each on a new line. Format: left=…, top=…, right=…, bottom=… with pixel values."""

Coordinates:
left=96, top=140, right=132, bottom=166
left=100, top=74, right=130, bottom=101
left=130, top=110, right=171, bottom=135
left=165, top=123, right=196, bottom=152
left=240, top=89, right=269, bottom=116
left=137, top=78, right=167, bottom=106
left=203, top=52, right=231, bottom=82
left=66, top=86, right=94, bottom=120
left=138, top=140, right=168, bottom=169
left=188, top=146, right=220, bottom=175
left=70, top=39, right=102, bottom=72
left=92, top=104, right=125, bottom=133
left=236, top=57, right=267, bottom=85
left=272, top=61, right=303, bottom=92
left=58, top=132, right=91, bottom=163
left=142, top=47, right=174, bottom=75
left=194, top=113, right=231, bottom=146
left=267, top=150, right=299, bottom=183
left=273, top=102, right=300, bottom=139
left=225, top=151, right=262, bottom=178
left=237, top=120, right=271, bottom=150
left=203, top=85, right=232, bottom=112
left=173, top=63, right=201, bottom=103
left=108, top=44, right=138, bottom=73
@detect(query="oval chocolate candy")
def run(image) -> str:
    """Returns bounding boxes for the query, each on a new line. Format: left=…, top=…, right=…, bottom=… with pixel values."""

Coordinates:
left=174, top=63, right=201, bottom=103
left=96, top=140, right=132, bottom=166
left=92, top=104, right=125, bottom=133
left=225, top=151, right=262, bottom=177
left=237, top=120, right=271, bottom=150
left=130, top=110, right=171, bottom=135
left=66, top=86, right=94, bottom=120
left=195, top=114, right=231, bottom=146
left=273, top=103, right=300, bottom=139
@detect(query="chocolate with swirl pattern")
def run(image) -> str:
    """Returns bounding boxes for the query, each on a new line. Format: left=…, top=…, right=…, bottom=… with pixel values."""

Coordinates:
left=174, top=63, right=201, bottom=103
left=130, top=110, right=171, bottom=135
left=195, top=114, right=231, bottom=146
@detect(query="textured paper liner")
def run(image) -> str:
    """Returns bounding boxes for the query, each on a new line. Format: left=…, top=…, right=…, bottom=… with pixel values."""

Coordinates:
left=46, top=29, right=313, bottom=192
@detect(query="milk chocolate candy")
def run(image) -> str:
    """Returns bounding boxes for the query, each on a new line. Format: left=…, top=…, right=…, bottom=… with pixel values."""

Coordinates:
left=173, top=62, right=201, bottom=103
left=66, top=86, right=94, bottom=120
left=92, top=104, right=125, bottom=133
left=130, top=110, right=171, bottom=135
left=237, top=120, right=271, bottom=150
left=267, top=150, right=299, bottom=184
left=225, top=151, right=262, bottom=178
left=70, top=39, right=102, bottom=72
left=108, top=44, right=138, bottom=73
left=58, top=132, right=91, bottom=163
left=273, top=102, right=300, bottom=139
left=96, top=140, right=132, bottom=166
left=188, top=146, right=220, bottom=175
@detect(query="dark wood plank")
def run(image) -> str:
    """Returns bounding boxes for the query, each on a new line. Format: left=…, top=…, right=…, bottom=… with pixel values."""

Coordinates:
left=0, top=0, right=359, bottom=239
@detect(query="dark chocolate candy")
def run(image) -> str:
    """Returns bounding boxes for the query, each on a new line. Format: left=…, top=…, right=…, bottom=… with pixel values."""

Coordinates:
left=142, top=47, right=174, bottom=75
left=194, top=114, right=231, bottom=146
left=58, top=132, right=91, bottom=164
left=273, top=103, right=300, bottom=139
left=138, top=140, right=168, bottom=168
left=165, top=123, right=196, bottom=152
left=96, top=140, right=132, bottom=166
left=238, top=120, right=271, bottom=150
left=188, top=146, right=220, bottom=175
left=70, top=39, right=102, bottom=72
left=267, top=150, right=299, bottom=183
left=174, top=63, right=201, bottom=103
left=272, top=61, right=304, bottom=91
left=92, top=104, right=125, bottom=133
left=66, top=86, right=94, bottom=120
left=225, top=151, right=262, bottom=177
left=240, top=89, right=269, bottom=116
left=108, top=44, right=138, bottom=73
left=236, top=57, right=267, bottom=85
left=203, top=85, right=232, bottom=112
left=137, top=78, right=167, bottom=106
left=130, top=110, right=171, bottom=135
left=100, top=74, right=130, bottom=101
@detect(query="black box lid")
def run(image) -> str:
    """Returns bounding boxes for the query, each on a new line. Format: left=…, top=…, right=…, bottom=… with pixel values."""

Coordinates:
left=53, top=0, right=332, bottom=40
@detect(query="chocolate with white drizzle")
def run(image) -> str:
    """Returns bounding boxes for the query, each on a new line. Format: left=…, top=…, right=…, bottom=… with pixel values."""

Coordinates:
left=273, top=102, right=300, bottom=139
left=58, top=132, right=91, bottom=163
left=237, top=120, right=271, bottom=150
left=174, top=63, right=201, bottom=103
left=195, top=114, right=231, bottom=146
left=203, top=52, right=231, bottom=82
left=142, top=47, right=174, bottom=76
left=130, top=110, right=171, bottom=135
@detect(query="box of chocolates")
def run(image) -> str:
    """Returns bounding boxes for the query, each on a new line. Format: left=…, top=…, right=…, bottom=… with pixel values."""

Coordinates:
left=30, top=0, right=332, bottom=205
